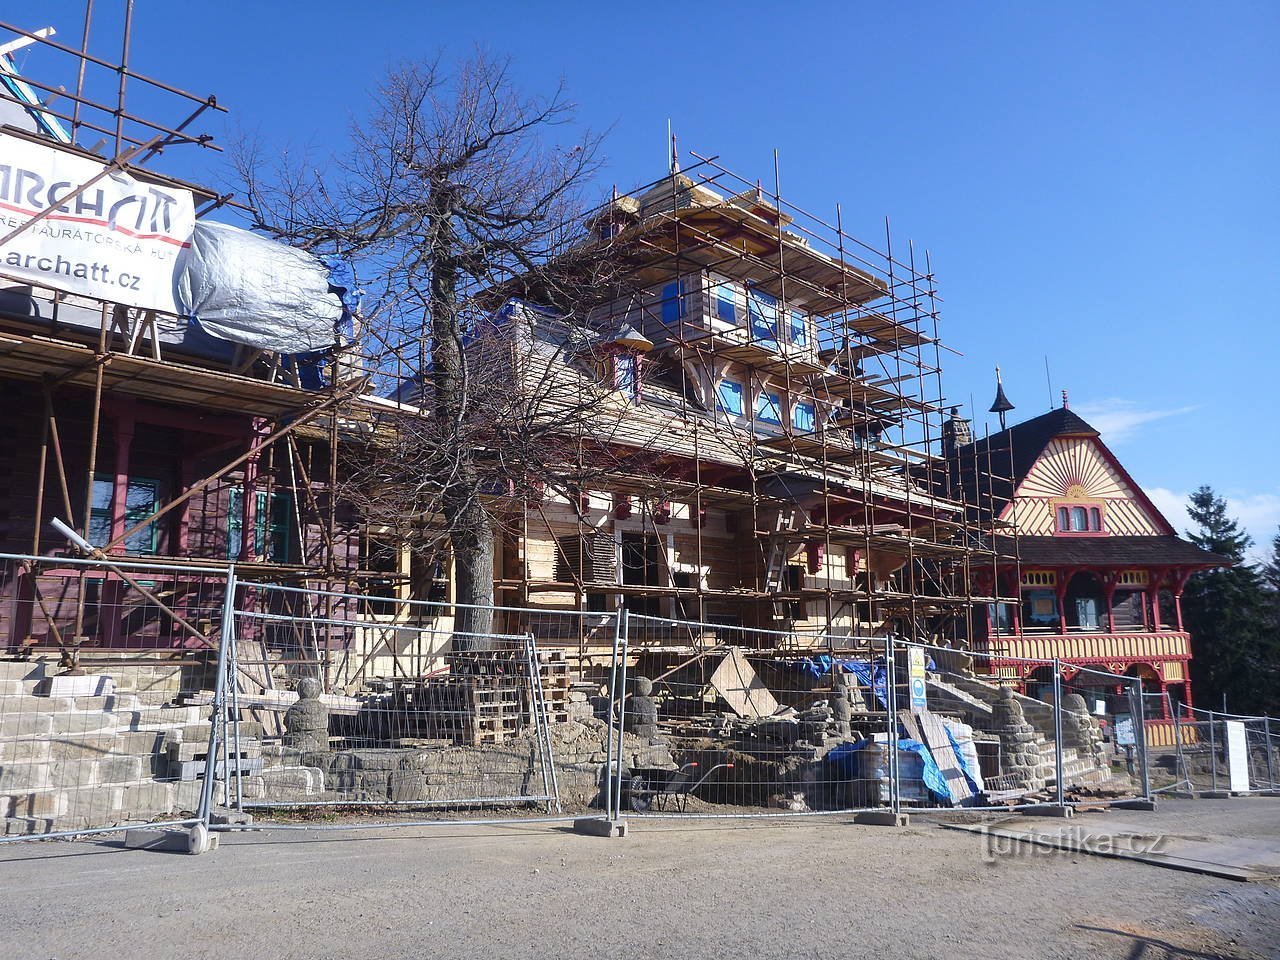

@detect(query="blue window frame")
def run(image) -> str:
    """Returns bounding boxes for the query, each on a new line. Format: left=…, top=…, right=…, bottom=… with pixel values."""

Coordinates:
left=714, top=281, right=740, bottom=325
left=660, top=280, right=686, bottom=324
left=789, top=309, right=808, bottom=348
left=89, top=474, right=159, bottom=555
left=792, top=400, right=816, bottom=432
left=747, top=287, right=778, bottom=348
left=755, top=390, right=783, bottom=425
left=229, top=488, right=295, bottom=562
left=716, top=379, right=744, bottom=416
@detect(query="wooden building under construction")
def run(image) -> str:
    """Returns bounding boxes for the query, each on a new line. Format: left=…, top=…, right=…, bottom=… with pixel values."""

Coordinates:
left=0, top=18, right=1018, bottom=677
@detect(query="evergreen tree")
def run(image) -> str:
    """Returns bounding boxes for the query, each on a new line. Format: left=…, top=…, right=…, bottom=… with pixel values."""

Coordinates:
left=1181, top=487, right=1276, bottom=714
left=1263, top=526, right=1280, bottom=639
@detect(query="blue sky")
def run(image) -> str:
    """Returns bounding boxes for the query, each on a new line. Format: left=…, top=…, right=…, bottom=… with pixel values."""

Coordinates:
left=18, top=1, right=1280, bottom=558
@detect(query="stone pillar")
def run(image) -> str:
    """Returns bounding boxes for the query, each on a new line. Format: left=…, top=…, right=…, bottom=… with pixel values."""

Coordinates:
left=993, top=687, right=1047, bottom=791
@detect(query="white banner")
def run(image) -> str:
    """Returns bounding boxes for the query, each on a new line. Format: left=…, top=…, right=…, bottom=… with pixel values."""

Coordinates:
left=1225, top=720, right=1250, bottom=792
left=0, top=132, right=194, bottom=314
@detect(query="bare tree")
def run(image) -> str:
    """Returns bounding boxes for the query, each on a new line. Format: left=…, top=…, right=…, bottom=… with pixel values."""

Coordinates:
left=235, top=54, right=642, bottom=638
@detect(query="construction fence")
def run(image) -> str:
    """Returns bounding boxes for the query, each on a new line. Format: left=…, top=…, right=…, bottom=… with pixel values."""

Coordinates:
left=0, top=552, right=1171, bottom=848
left=1147, top=700, right=1279, bottom=797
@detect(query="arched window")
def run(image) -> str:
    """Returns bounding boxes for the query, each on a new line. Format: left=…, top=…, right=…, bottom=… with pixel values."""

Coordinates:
left=1070, top=506, right=1088, bottom=532
left=1055, top=502, right=1105, bottom=534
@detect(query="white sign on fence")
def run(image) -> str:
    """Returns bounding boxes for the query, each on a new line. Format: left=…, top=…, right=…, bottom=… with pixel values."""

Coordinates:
left=1225, top=720, right=1250, bottom=793
left=907, top=644, right=927, bottom=712
left=0, top=132, right=194, bottom=314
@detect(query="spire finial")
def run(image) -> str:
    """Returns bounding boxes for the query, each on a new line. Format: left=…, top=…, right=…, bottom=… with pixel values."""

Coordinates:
left=1061, top=388, right=1069, bottom=409
left=669, top=125, right=680, bottom=175
left=989, top=364, right=1015, bottom=430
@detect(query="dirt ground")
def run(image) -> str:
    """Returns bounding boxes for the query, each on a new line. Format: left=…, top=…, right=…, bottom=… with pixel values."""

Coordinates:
left=0, top=798, right=1277, bottom=960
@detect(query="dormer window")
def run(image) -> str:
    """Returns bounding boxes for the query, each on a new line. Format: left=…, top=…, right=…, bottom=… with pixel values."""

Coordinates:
left=660, top=279, right=689, bottom=324
left=714, top=281, right=743, bottom=325
left=747, top=286, right=778, bottom=349
left=788, top=309, right=809, bottom=349
left=755, top=390, right=783, bottom=426
left=792, top=400, right=815, bottom=432
left=1055, top=503, right=1103, bottom=535
left=614, top=353, right=640, bottom=401
left=716, top=379, right=744, bottom=417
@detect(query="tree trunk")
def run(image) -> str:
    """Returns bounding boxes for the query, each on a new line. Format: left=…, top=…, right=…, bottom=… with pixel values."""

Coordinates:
left=429, top=190, right=496, bottom=648
left=449, top=492, right=495, bottom=644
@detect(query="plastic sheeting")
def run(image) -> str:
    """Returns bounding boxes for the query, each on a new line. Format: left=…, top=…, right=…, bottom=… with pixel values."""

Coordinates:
left=175, top=220, right=351, bottom=354
left=826, top=737, right=952, bottom=802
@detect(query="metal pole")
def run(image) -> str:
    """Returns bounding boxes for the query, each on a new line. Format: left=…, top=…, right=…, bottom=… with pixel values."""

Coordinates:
left=1052, top=658, right=1065, bottom=807
left=613, top=634, right=630, bottom=821
left=1208, top=709, right=1219, bottom=792
left=602, top=609, right=623, bottom=820
left=229, top=622, right=244, bottom=812
left=199, top=565, right=237, bottom=825
left=1133, top=677, right=1150, bottom=800
left=1265, top=717, right=1275, bottom=789
left=1172, top=707, right=1187, bottom=793
left=886, top=634, right=899, bottom=815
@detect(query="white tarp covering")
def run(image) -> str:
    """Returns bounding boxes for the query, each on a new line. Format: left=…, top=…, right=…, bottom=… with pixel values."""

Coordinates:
left=175, top=220, right=344, bottom=354
left=0, top=131, right=194, bottom=313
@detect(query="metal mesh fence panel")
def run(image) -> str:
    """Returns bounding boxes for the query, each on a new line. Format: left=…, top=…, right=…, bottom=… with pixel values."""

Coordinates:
left=612, top=615, right=893, bottom=818
left=0, top=553, right=226, bottom=842
left=883, top=639, right=1063, bottom=811
left=218, top=580, right=565, bottom=823
left=1152, top=707, right=1280, bottom=795
left=1055, top=664, right=1148, bottom=802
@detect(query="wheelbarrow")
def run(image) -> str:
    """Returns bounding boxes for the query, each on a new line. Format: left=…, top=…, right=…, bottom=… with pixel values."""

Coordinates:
left=624, top=761, right=735, bottom=813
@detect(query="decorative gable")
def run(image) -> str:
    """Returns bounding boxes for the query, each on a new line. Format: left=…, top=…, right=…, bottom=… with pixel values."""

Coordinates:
left=1002, top=435, right=1170, bottom=537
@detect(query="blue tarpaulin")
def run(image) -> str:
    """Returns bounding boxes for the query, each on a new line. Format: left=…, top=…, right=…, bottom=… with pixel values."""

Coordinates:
left=788, top=656, right=889, bottom=707
left=825, top=737, right=952, bottom=802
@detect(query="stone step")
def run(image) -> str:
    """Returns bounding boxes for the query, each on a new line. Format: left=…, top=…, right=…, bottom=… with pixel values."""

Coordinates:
left=0, top=755, right=152, bottom=792
left=35, top=675, right=116, bottom=698
left=0, top=777, right=247, bottom=834
left=2, top=815, right=57, bottom=836
left=0, top=661, right=45, bottom=683
left=169, top=756, right=264, bottom=782
left=0, top=714, right=56, bottom=738
left=166, top=737, right=262, bottom=763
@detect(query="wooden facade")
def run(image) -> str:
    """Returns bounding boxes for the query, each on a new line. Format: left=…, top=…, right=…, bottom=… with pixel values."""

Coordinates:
left=959, top=406, right=1226, bottom=731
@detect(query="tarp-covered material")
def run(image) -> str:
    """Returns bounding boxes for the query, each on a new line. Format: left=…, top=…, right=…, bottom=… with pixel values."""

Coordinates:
left=175, top=220, right=352, bottom=354
left=825, top=737, right=951, bottom=802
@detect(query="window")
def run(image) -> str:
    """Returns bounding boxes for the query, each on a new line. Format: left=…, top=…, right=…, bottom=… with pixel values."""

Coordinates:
left=362, top=537, right=402, bottom=617
left=714, top=281, right=741, bottom=325
left=792, top=400, right=816, bottom=432
left=614, top=353, right=639, bottom=400
left=755, top=390, right=783, bottom=425
left=747, top=286, right=778, bottom=348
left=788, top=309, right=808, bottom=349
left=660, top=280, right=686, bottom=324
left=89, top=475, right=160, bottom=555
left=1055, top=502, right=1104, bottom=534
left=228, top=488, right=295, bottom=562
left=716, top=379, right=744, bottom=417
left=988, top=601, right=1015, bottom=633
left=1024, top=588, right=1059, bottom=626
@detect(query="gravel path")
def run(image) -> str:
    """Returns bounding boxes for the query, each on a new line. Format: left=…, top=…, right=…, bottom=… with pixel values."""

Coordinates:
left=1, top=798, right=1277, bottom=960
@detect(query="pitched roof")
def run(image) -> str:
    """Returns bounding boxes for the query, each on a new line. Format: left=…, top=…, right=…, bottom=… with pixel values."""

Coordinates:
left=958, top=407, right=1100, bottom=497
left=1001, top=535, right=1230, bottom=568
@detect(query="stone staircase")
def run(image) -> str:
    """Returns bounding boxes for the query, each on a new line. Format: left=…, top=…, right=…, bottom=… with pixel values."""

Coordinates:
left=0, top=659, right=224, bottom=836
left=926, top=669, right=1122, bottom=793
